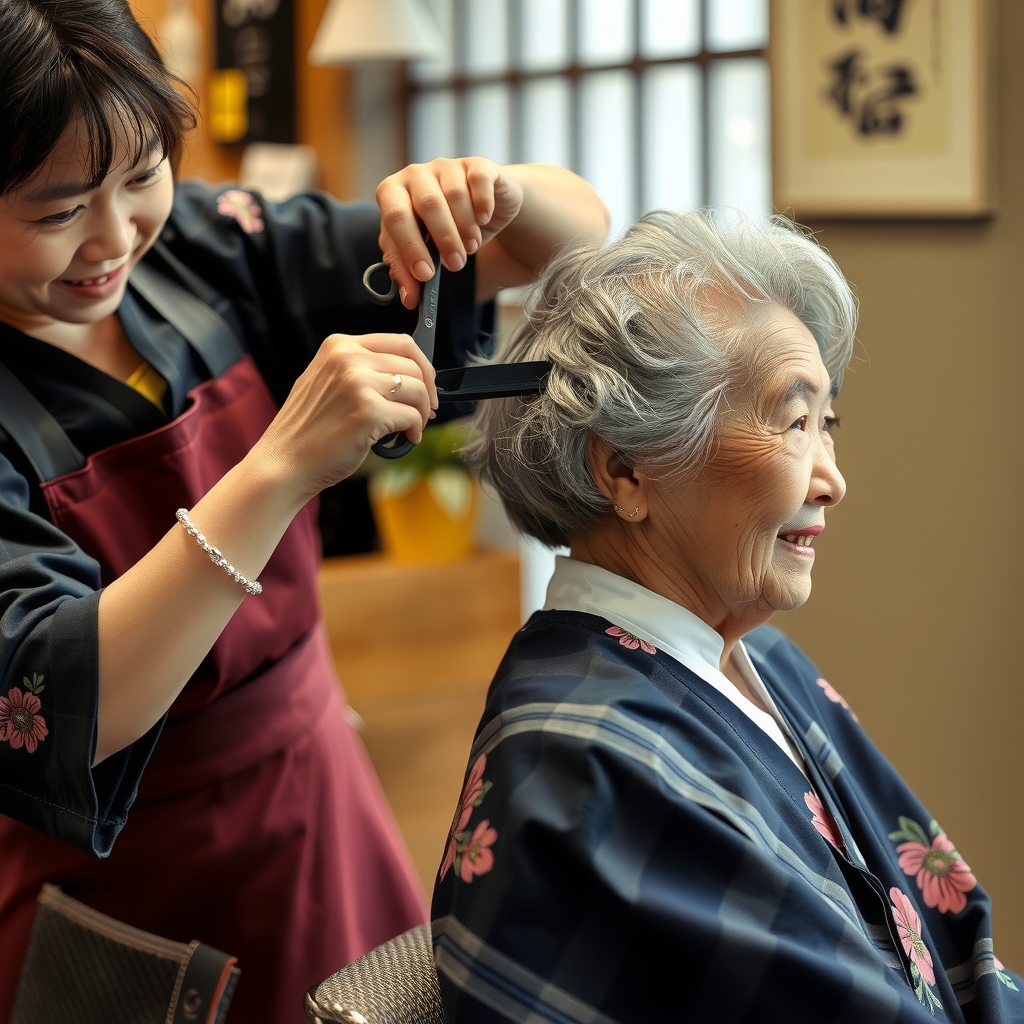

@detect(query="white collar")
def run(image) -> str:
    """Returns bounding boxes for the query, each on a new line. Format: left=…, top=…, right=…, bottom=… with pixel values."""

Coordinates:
left=542, top=556, right=805, bottom=772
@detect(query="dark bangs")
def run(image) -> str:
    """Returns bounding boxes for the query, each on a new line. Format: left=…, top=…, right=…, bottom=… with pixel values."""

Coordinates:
left=0, top=0, right=197, bottom=198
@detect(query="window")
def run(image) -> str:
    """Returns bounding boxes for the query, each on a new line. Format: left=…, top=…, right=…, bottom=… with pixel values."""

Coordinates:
left=409, top=0, right=771, bottom=231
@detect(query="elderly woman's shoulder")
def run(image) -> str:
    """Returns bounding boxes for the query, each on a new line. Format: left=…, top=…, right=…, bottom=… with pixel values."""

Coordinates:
left=484, top=609, right=674, bottom=714
left=744, top=624, right=861, bottom=725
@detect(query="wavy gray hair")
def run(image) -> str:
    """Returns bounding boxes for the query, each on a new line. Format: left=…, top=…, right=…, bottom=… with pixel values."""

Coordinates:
left=466, top=208, right=857, bottom=548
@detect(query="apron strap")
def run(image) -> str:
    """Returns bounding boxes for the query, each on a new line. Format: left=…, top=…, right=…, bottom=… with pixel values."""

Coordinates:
left=0, top=360, right=86, bottom=481
left=0, top=246, right=246, bottom=482
left=129, top=253, right=245, bottom=379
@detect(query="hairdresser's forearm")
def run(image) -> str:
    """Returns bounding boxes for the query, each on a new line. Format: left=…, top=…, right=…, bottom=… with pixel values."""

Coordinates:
left=94, top=448, right=303, bottom=764
left=481, top=164, right=609, bottom=292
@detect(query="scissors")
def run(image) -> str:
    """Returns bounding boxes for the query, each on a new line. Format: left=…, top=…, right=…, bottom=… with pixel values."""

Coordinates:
left=362, top=239, right=552, bottom=459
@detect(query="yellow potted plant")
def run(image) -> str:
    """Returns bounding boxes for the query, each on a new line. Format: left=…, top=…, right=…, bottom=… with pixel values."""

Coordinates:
left=367, top=419, right=479, bottom=564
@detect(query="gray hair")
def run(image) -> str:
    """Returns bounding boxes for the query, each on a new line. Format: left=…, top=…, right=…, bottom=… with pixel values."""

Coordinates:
left=466, top=208, right=857, bottom=548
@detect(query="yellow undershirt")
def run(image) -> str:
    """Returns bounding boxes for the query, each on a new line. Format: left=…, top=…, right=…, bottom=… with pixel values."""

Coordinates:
left=125, top=362, right=168, bottom=409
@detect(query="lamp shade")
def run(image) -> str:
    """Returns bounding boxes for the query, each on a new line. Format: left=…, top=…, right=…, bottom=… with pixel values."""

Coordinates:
left=308, top=0, right=447, bottom=65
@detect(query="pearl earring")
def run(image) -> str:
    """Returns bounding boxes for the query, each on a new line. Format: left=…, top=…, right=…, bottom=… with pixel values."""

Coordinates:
left=614, top=504, right=639, bottom=518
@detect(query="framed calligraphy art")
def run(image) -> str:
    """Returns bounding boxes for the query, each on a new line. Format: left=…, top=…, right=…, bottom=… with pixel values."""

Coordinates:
left=771, top=0, right=995, bottom=218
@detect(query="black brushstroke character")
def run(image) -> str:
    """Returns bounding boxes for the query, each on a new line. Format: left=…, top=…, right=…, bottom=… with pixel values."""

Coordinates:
left=827, top=48, right=918, bottom=135
left=828, top=49, right=868, bottom=115
left=832, top=0, right=908, bottom=35
left=859, top=66, right=916, bottom=133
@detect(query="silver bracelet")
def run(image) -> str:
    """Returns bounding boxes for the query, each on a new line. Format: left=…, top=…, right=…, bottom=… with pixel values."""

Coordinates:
left=175, top=508, right=263, bottom=596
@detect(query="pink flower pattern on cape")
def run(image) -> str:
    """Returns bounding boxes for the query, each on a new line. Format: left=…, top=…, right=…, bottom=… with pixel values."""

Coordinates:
left=440, top=754, right=496, bottom=883
left=441, top=754, right=486, bottom=880
left=0, top=687, right=48, bottom=753
left=216, top=189, right=264, bottom=234
left=896, top=832, right=977, bottom=915
left=889, top=815, right=977, bottom=916
left=816, top=677, right=859, bottom=722
left=459, top=819, right=497, bottom=882
left=605, top=625, right=657, bottom=655
left=804, top=790, right=842, bottom=850
left=890, top=887, right=936, bottom=986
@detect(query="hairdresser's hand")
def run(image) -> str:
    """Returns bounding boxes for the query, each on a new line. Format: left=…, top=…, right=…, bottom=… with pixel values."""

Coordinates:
left=251, top=332, right=437, bottom=503
left=376, top=157, right=524, bottom=308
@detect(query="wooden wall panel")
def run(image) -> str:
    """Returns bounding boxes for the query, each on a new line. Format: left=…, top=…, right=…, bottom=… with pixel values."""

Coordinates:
left=131, top=0, right=355, bottom=197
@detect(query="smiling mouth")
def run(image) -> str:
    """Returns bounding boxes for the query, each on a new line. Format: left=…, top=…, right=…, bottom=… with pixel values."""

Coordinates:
left=64, top=273, right=113, bottom=286
left=778, top=533, right=815, bottom=548
left=60, top=263, right=128, bottom=288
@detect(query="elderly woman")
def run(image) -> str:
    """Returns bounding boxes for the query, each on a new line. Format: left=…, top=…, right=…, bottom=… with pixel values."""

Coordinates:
left=430, top=210, right=1022, bottom=1023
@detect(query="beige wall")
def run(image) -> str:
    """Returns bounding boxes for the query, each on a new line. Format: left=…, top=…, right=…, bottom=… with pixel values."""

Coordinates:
left=778, top=0, right=1024, bottom=965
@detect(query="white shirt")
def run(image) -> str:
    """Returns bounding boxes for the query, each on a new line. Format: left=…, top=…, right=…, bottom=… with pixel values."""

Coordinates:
left=542, top=556, right=806, bottom=773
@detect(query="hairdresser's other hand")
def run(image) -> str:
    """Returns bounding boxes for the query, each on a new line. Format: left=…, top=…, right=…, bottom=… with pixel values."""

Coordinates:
left=251, top=332, right=437, bottom=504
left=376, top=157, right=523, bottom=308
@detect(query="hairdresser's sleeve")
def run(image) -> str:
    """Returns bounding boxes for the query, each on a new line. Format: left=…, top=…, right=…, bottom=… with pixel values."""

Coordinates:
left=0, top=449, right=161, bottom=855
left=162, top=179, right=492, bottom=407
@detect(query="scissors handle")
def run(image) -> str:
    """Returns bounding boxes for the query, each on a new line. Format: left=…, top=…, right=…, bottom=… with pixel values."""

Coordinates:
left=362, top=262, right=398, bottom=305
left=371, top=432, right=417, bottom=459
left=367, top=239, right=442, bottom=460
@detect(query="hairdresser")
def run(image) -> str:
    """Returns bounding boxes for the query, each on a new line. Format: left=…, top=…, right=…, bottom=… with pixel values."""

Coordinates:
left=0, top=1, right=609, bottom=1019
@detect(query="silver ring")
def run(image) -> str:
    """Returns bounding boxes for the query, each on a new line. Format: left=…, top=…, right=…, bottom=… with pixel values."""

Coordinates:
left=389, top=373, right=402, bottom=395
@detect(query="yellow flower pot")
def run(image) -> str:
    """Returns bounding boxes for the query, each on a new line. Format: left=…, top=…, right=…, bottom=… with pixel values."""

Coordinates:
left=369, top=466, right=479, bottom=564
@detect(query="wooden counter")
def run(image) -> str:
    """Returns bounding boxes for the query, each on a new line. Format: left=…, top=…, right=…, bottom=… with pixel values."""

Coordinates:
left=318, top=548, right=520, bottom=892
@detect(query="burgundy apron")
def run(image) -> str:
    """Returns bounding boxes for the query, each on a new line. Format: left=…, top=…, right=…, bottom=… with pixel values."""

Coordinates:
left=0, top=270, right=426, bottom=1023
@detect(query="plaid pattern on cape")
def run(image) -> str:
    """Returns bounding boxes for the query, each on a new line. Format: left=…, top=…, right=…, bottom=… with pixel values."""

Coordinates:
left=431, top=611, right=1023, bottom=1024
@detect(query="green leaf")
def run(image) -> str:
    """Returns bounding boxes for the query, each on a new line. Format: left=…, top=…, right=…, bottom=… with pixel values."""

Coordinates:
left=890, top=816, right=929, bottom=846
left=428, top=467, right=473, bottom=517
left=22, top=673, right=44, bottom=695
left=997, top=970, right=1019, bottom=991
left=472, top=780, right=493, bottom=808
left=928, top=819, right=944, bottom=838
left=367, top=418, right=478, bottom=490
left=368, top=464, right=421, bottom=499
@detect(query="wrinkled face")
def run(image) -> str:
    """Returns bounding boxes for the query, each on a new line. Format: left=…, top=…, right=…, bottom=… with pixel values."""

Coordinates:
left=649, top=305, right=846, bottom=621
left=0, top=116, right=173, bottom=334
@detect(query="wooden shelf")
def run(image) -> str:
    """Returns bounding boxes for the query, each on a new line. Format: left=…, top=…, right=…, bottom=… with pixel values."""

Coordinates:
left=317, top=548, right=521, bottom=891
left=319, top=547, right=520, bottom=704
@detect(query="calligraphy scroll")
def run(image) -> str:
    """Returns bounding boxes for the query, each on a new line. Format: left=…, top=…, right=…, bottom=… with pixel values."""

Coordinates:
left=772, top=0, right=993, bottom=218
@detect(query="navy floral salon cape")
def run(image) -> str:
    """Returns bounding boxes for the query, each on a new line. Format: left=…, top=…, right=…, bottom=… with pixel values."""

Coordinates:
left=431, top=613, right=1023, bottom=1024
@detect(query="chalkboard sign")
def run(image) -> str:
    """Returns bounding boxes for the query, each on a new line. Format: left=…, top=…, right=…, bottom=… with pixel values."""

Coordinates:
left=214, top=0, right=296, bottom=144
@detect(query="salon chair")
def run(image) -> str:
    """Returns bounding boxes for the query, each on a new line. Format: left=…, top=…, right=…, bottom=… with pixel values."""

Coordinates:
left=304, top=922, right=443, bottom=1024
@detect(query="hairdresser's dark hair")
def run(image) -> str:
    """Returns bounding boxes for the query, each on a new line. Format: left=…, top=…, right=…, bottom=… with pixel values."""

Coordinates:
left=0, top=0, right=198, bottom=197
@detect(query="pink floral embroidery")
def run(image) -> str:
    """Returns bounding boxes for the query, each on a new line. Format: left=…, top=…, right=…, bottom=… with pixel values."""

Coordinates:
left=460, top=819, right=497, bottom=882
left=216, top=189, right=264, bottom=234
left=889, top=816, right=977, bottom=915
left=0, top=682, right=48, bottom=753
left=994, top=955, right=1019, bottom=990
left=804, top=790, right=842, bottom=850
left=890, top=887, right=942, bottom=1011
left=891, top=887, right=935, bottom=983
left=440, top=754, right=496, bottom=883
left=605, top=626, right=656, bottom=655
left=816, top=677, right=859, bottom=722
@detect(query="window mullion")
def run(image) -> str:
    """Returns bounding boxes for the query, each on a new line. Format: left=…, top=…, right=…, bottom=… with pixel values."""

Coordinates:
left=632, top=0, right=643, bottom=221
left=700, top=0, right=710, bottom=207
left=569, top=0, right=581, bottom=175
left=510, top=0, right=523, bottom=163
